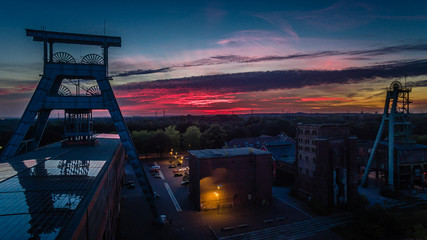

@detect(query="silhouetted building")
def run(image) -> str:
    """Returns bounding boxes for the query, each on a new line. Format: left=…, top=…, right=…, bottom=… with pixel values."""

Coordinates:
left=0, top=134, right=125, bottom=239
left=226, top=135, right=280, bottom=148
left=377, top=141, right=427, bottom=188
left=260, top=136, right=296, bottom=183
left=188, top=148, right=273, bottom=210
left=295, top=124, right=358, bottom=207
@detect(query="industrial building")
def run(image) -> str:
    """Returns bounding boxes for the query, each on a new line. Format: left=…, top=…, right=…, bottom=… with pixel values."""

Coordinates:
left=227, top=134, right=296, bottom=184
left=0, top=28, right=160, bottom=234
left=0, top=134, right=125, bottom=239
left=260, top=136, right=296, bottom=184
left=188, top=148, right=273, bottom=210
left=375, top=141, right=427, bottom=189
left=295, top=124, right=358, bottom=207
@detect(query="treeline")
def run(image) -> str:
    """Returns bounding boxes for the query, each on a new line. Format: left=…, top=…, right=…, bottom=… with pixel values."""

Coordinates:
left=131, top=124, right=227, bottom=156
left=1, top=113, right=427, bottom=155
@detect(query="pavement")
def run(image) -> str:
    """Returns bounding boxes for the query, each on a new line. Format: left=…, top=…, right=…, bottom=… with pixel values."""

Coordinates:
left=118, top=157, right=345, bottom=240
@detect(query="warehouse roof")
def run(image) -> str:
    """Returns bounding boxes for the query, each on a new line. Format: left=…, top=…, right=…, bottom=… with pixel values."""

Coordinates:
left=379, top=141, right=427, bottom=150
left=0, top=134, right=121, bottom=239
left=189, top=147, right=271, bottom=159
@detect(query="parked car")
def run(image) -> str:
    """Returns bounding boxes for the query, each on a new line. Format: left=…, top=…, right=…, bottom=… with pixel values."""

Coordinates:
left=173, top=167, right=189, bottom=173
left=149, top=165, right=160, bottom=172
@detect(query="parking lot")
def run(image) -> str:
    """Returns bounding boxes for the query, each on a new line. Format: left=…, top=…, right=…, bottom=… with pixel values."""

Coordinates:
left=119, top=156, right=342, bottom=239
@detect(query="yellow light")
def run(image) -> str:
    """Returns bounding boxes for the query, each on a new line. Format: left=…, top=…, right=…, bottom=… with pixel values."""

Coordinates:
left=214, top=192, right=218, bottom=197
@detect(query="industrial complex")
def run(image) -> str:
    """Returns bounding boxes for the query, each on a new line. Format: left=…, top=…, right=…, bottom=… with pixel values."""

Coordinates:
left=2, top=28, right=427, bottom=240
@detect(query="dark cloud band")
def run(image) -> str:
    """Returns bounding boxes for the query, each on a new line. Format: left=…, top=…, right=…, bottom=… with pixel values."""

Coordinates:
left=116, top=59, right=427, bottom=93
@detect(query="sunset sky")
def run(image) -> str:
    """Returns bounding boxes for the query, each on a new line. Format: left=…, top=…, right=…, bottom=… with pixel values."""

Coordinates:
left=1, top=0, right=427, bottom=116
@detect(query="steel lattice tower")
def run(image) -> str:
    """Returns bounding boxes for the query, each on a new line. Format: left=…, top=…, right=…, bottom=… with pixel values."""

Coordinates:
left=0, top=29, right=160, bottom=220
left=361, top=81, right=412, bottom=191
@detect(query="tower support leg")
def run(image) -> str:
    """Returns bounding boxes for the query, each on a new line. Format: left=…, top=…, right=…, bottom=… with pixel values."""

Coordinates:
left=29, top=109, right=52, bottom=151
left=361, top=96, right=390, bottom=187
left=1, top=76, right=54, bottom=160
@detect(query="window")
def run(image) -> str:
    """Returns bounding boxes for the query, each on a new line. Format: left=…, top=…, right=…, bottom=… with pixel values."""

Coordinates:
left=306, top=169, right=309, bottom=174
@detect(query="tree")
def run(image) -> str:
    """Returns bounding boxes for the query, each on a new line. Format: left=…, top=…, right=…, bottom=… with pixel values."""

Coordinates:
left=183, top=126, right=201, bottom=150
left=164, top=125, right=181, bottom=151
left=131, top=130, right=154, bottom=156
left=201, top=124, right=227, bottom=149
left=152, top=130, right=172, bottom=156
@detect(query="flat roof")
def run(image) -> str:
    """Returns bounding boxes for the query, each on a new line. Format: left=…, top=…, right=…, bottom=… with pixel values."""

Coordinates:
left=189, top=147, right=271, bottom=159
left=0, top=134, right=121, bottom=239
left=26, top=29, right=121, bottom=47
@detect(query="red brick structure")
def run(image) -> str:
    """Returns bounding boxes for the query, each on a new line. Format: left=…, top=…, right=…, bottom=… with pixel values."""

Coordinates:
left=295, top=124, right=358, bottom=207
left=189, top=148, right=273, bottom=210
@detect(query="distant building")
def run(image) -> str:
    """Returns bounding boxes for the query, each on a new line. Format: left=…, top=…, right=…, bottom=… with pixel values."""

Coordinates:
left=226, top=135, right=280, bottom=148
left=0, top=134, right=125, bottom=239
left=188, top=148, right=273, bottom=210
left=295, top=124, right=358, bottom=207
left=377, top=141, right=427, bottom=188
left=260, top=136, right=296, bottom=183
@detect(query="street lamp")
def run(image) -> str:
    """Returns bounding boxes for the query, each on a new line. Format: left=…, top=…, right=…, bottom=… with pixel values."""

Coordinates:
left=214, top=192, right=219, bottom=214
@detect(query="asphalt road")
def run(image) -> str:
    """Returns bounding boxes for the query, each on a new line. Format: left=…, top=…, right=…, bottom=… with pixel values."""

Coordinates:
left=143, top=157, right=316, bottom=239
left=119, top=157, right=342, bottom=240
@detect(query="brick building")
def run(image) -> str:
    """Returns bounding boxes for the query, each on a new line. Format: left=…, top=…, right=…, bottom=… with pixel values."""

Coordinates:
left=295, top=124, right=358, bottom=207
left=188, top=148, right=273, bottom=210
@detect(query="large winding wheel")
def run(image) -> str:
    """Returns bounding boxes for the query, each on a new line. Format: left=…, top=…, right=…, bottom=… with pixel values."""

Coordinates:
left=86, top=85, right=101, bottom=96
left=57, top=85, right=71, bottom=96
left=52, top=52, right=76, bottom=63
left=81, top=54, right=104, bottom=65
left=390, top=81, right=403, bottom=91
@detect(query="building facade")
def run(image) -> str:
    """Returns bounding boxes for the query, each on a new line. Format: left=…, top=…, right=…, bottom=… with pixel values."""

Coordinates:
left=295, top=124, right=358, bottom=207
left=189, top=148, right=273, bottom=210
